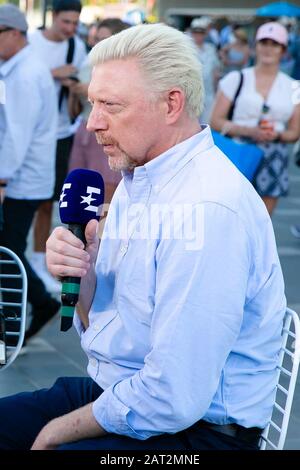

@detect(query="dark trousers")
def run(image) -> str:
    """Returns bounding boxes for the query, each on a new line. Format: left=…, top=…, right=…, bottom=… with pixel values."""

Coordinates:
left=0, top=376, right=258, bottom=450
left=0, top=197, right=51, bottom=310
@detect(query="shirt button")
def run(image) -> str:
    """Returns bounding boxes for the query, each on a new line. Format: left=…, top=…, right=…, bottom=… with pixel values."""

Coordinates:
left=120, top=244, right=128, bottom=254
left=90, top=358, right=97, bottom=367
left=93, top=324, right=100, bottom=331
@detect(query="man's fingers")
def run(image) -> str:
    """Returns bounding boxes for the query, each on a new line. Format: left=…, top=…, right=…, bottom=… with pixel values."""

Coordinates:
left=50, top=239, right=90, bottom=261
left=48, top=250, right=90, bottom=269
left=46, top=244, right=90, bottom=279
left=85, top=220, right=99, bottom=245
left=47, top=226, right=85, bottom=250
left=46, top=224, right=99, bottom=279
left=47, top=246, right=90, bottom=278
left=49, top=264, right=88, bottom=279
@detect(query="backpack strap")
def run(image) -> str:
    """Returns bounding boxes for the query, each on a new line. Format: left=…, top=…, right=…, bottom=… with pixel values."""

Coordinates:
left=227, top=71, right=244, bottom=121
left=66, top=36, right=75, bottom=64
left=58, top=37, right=75, bottom=111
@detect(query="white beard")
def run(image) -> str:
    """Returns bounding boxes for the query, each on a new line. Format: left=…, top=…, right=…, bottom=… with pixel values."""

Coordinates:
left=107, top=153, right=137, bottom=172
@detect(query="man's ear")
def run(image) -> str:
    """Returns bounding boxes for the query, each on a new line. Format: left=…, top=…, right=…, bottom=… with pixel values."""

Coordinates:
left=164, top=88, right=186, bottom=125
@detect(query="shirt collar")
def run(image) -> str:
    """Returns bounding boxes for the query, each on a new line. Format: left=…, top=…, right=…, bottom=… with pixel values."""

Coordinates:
left=0, top=44, right=30, bottom=78
left=121, top=126, right=214, bottom=196
left=143, top=125, right=214, bottom=194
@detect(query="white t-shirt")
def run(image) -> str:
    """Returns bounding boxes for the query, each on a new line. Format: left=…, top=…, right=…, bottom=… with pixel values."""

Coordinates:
left=219, top=67, right=295, bottom=132
left=29, top=30, right=87, bottom=139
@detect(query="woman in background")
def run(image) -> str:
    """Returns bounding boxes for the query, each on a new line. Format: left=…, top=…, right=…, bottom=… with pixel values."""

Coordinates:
left=211, top=22, right=300, bottom=215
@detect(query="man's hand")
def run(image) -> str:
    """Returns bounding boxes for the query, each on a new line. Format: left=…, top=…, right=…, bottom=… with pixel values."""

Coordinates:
left=31, top=403, right=107, bottom=450
left=46, top=220, right=100, bottom=327
left=46, top=219, right=99, bottom=279
left=52, top=65, right=77, bottom=81
left=31, top=420, right=58, bottom=450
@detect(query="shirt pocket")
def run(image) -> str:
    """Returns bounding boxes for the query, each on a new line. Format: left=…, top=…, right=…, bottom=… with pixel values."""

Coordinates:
left=117, top=248, right=155, bottom=327
left=82, top=309, right=117, bottom=350
left=118, top=248, right=152, bottom=302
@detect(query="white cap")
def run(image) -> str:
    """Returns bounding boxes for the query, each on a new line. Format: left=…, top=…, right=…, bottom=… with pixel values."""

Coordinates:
left=256, top=22, right=288, bottom=46
left=190, top=16, right=212, bottom=32
left=0, top=4, right=28, bottom=32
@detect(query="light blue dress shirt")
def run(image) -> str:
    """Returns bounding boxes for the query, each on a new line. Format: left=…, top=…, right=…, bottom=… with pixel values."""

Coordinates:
left=74, top=126, right=286, bottom=440
left=0, top=45, right=57, bottom=199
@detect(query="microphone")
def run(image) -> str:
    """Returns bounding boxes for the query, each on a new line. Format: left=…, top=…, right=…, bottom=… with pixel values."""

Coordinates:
left=59, top=169, right=105, bottom=331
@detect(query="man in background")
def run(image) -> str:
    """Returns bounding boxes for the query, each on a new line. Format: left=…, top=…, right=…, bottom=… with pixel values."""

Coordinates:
left=29, top=0, right=86, bottom=293
left=0, top=4, right=60, bottom=341
left=189, top=17, right=220, bottom=123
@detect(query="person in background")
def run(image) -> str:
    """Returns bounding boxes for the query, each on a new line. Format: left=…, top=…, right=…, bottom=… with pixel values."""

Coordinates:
left=29, top=0, right=87, bottom=293
left=0, top=5, right=60, bottom=342
left=289, top=22, right=300, bottom=237
left=220, top=28, right=250, bottom=75
left=76, top=21, right=89, bottom=50
left=0, top=23, right=286, bottom=451
left=219, top=22, right=235, bottom=48
left=197, top=15, right=220, bottom=49
left=290, top=136, right=300, bottom=238
left=210, top=22, right=300, bottom=216
left=278, top=16, right=296, bottom=76
left=68, top=18, right=129, bottom=203
left=291, top=29, right=300, bottom=80
left=86, top=22, right=98, bottom=51
left=189, top=17, right=220, bottom=124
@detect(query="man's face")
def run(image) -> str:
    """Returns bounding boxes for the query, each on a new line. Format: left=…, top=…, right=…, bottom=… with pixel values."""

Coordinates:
left=96, top=26, right=113, bottom=42
left=191, top=30, right=206, bottom=47
left=53, top=11, right=80, bottom=40
left=87, top=25, right=98, bottom=47
left=87, top=59, right=168, bottom=172
left=0, top=28, right=18, bottom=60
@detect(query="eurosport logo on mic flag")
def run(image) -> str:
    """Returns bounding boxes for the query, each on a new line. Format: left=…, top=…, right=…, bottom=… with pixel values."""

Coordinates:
left=59, top=169, right=104, bottom=225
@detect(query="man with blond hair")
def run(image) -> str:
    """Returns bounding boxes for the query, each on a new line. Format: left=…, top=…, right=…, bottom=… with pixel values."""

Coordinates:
left=0, top=23, right=285, bottom=450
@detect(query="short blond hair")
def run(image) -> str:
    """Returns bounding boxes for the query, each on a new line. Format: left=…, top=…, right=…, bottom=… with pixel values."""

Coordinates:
left=89, top=23, right=204, bottom=118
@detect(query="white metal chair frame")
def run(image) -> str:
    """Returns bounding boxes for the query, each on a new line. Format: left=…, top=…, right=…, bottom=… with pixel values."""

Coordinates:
left=0, top=246, right=27, bottom=371
left=260, top=308, right=300, bottom=450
